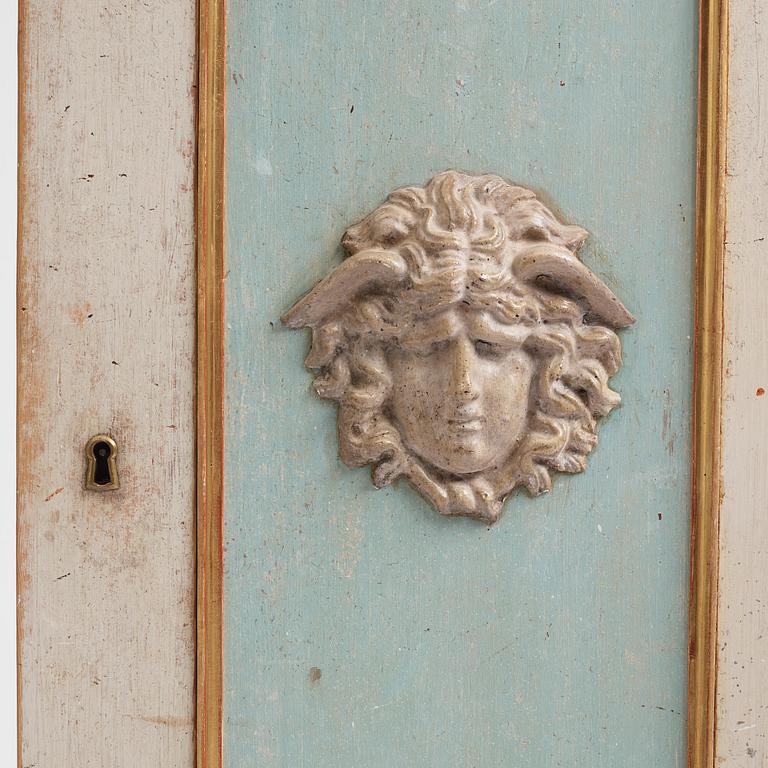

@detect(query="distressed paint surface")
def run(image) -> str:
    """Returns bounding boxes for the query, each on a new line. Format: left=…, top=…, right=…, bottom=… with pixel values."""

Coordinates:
left=717, top=1, right=768, bottom=764
left=17, top=1, right=197, bottom=765
left=224, top=3, right=697, bottom=766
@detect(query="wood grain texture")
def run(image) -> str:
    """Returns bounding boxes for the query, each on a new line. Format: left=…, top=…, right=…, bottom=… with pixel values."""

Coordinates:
left=689, top=2, right=728, bottom=766
left=196, top=0, right=226, bottom=765
left=717, top=1, right=768, bottom=765
left=17, top=1, right=197, bottom=766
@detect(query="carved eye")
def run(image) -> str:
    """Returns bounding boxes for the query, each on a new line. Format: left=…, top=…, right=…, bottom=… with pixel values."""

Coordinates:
left=474, top=340, right=506, bottom=359
left=406, top=338, right=450, bottom=358
left=522, top=224, right=548, bottom=241
left=380, top=297, right=397, bottom=313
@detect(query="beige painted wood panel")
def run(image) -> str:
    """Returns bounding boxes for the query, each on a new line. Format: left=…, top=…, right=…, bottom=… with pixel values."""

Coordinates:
left=17, top=1, right=197, bottom=766
left=717, top=1, right=768, bottom=765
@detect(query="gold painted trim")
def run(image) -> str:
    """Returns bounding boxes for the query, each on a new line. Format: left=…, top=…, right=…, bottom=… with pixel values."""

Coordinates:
left=689, top=1, right=727, bottom=767
left=196, top=0, right=226, bottom=766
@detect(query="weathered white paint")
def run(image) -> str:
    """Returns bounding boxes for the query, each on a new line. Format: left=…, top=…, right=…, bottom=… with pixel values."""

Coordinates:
left=717, top=1, right=768, bottom=765
left=17, top=1, right=197, bottom=766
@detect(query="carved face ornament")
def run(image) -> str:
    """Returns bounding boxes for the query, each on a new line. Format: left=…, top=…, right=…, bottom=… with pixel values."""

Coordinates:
left=282, top=171, right=634, bottom=524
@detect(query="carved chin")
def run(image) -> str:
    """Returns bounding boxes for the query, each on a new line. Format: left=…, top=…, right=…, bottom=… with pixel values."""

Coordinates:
left=403, top=426, right=521, bottom=477
left=437, top=446, right=494, bottom=475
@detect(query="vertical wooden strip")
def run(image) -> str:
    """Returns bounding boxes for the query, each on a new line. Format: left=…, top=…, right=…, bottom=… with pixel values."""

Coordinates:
left=689, top=1, right=728, bottom=767
left=716, top=0, right=768, bottom=763
left=17, top=1, right=198, bottom=765
left=197, top=0, right=226, bottom=766
left=16, top=2, right=27, bottom=763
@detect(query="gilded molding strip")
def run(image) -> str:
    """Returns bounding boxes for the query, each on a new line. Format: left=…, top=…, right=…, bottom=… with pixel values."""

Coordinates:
left=688, top=1, right=728, bottom=767
left=196, top=0, right=226, bottom=766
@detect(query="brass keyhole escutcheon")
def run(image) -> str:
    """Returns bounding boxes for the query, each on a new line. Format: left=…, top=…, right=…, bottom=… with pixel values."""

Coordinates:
left=85, top=434, right=120, bottom=491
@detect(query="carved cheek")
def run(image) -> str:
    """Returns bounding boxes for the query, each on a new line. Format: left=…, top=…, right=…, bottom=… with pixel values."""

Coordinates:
left=388, top=353, right=455, bottom=457
left=481, top=354, right=534, bottom=442
left=400, top=377, right=438, bottom=429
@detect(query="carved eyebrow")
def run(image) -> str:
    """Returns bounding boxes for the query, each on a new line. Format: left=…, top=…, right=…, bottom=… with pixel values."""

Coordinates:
left=464, top=312, right=529, bottom=345
left=395, top=309, right=529, bottom=352
left=398, top=311, right=462, bottom=350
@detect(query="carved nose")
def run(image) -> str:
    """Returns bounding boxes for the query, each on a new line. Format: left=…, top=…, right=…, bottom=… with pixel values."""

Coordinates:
left=450, top=337, right=479, bottom=401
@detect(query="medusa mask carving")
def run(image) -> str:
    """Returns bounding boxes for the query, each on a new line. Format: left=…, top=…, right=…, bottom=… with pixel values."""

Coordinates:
left=282, top=171, right=634, bottom=524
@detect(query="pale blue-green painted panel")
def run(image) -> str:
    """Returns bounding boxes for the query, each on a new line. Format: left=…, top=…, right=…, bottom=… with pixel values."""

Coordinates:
left=224, top=2, right=696, bottom=766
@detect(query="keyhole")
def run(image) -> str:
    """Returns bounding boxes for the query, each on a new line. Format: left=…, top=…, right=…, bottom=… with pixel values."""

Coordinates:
left=92, top=441, right=112, bottom=485
left=85, top=434, right=119, bottom=491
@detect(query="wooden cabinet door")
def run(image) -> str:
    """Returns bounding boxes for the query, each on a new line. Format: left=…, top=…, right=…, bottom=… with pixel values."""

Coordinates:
left=199, top=3, right=711, bottom=767
left=25, top=1, right=768, bottom=767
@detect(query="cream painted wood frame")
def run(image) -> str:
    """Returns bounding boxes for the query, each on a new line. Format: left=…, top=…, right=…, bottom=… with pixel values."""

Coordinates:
left=716, top=0, right=768, bottom=765
left=17, top=0, right=198, bottom=765
left=18, top=0, right=768, bottom=767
